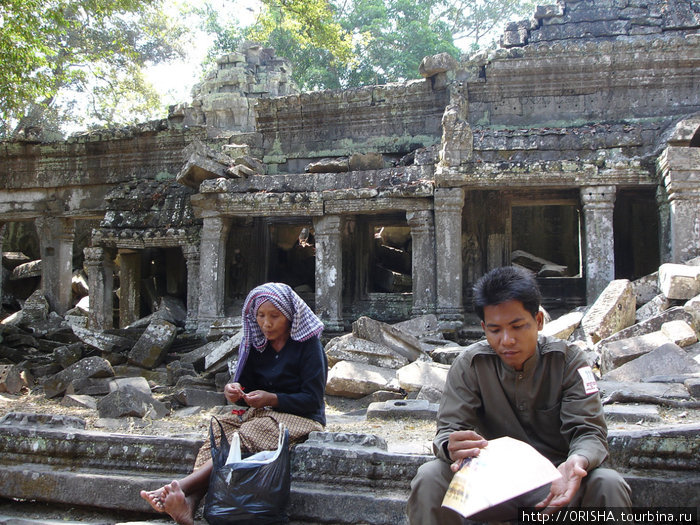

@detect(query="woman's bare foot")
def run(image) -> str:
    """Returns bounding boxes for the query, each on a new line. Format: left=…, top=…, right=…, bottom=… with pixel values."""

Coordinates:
left=140, top=486, right=166, bottom=513
left=162, top=480, right=195, bottom=525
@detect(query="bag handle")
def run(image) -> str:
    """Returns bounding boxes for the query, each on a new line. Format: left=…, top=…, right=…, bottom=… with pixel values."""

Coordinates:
left=209, top=416, right=230, bottom=464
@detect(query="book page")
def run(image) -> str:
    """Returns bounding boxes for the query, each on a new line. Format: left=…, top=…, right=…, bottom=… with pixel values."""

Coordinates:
left=441, top=436, right=562, bottom=518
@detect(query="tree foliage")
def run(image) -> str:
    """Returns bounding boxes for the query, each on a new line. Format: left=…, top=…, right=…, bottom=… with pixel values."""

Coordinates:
left=0, top=0, right=189, bottom=138
left=200, top=0, right=535, bottom=91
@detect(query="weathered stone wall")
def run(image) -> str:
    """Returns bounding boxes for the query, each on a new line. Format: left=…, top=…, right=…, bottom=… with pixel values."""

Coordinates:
left=255, top=81, right=448, bottom=173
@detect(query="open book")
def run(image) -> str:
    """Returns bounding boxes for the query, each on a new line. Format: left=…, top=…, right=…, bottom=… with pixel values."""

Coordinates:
left=442, top=436, right=562, bottom=518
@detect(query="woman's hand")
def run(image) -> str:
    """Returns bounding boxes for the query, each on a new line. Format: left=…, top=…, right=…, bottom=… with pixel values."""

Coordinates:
left=224, top=382, right=246, bottom=404
left=243, top=390, right=279, bottom=409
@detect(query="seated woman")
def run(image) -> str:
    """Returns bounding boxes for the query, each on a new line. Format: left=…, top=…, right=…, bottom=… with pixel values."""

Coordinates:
left=141, top=282, right=327, bottom=525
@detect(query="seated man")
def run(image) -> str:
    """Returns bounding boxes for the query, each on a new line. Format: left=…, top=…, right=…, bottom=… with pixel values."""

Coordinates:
left=408, top=266, right=631, bottom=524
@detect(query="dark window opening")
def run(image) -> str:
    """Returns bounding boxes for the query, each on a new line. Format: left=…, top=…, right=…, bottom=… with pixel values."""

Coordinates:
left=614, top=189, right=660, bottom=280
left=267, top=222, right=316, bottom=293
left=139, top=247, right=187, bottom=316
left=690, top=128, right=700, bottom=148
left=367, top=220, right=412, bottom=293
left=511, top=205, right=581, bottom=278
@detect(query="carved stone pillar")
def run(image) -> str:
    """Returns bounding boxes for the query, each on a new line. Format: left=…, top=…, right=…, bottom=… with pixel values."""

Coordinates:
left=0, top=223, right=5, bottom=310
left=581, top=185, right=616, bottom=304
left=434, top=188, right=464, bottom=328
left=35, top=216, right=74, bottom=315
left=118, top=249, right=141, bottom=327
left=181, top=243, right=200, bottom=331
left=313, top=215, right=343, bottom=332
left=658, top=146, right=700, bottom=263
left=197, top=216, right=231, bottom=330
left=407, top=210, right=436, bottom=316
left=83, top=247, right=114, bottom=330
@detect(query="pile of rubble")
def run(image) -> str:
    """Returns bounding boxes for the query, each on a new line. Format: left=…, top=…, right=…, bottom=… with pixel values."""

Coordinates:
left=1, top=253, right=699, bottom=427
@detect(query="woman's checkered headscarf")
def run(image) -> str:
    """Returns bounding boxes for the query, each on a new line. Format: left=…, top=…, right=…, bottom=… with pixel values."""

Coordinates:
left=233, top=282, right=324, bottom=382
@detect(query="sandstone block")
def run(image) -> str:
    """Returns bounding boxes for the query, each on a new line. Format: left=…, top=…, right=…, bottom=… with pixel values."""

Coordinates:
left=0, top=365, right=23, bottom=394
left=635, top=293, right=670, bottom=323
left=65, top=377, right=112, bottom=396
left=109, top=376, right=151, bottom=395
left=415, top=385, right=443, bottom=404
left=96, top=385, right=168, bottom=419
left=660, top=320, right=698, bottom=347
left=325, top=361, right=396, bottom=399
left=604, top=404, right=661, bottom=423
left=128, top=318, right=177, bottom=369
left=581, top=279, right=636, bottom=344
left=540, top=311, right=584, bottom=340
left=418, top=52, right=458, bottom=78
left=1, top=252, right=30, bottom=270
left=684, top=294, right=700, bottom=330
left=396, top=361, right=450, bottom=393
left=430, top=345, right=465, bottom=365
left=72, top=325, right=134, bottom=353
left=204, top=331, right=243, bottom=372
left=305, top=158, right=348, bottom=173
left=600, top=331, right=671, bottom=374
left=391, top=314, right=441, bottom=338
left=325, top=334, right=409, bottom=369
left=53, top=343, right=83, bottom=369
left=43, top=356, right=115, bottom=398
left=684, top=377, right=700, bottom=397
left=61, top=394, right=97, bottom=410
left=632, top=272, right=660, bottom=307
left=599, top=306, right=695, bottom=347
left=10, top=260, right=42, bottom=280
left=348, top=152, right=384, bottom=171
left=602, top=343, right=700, bottom=382
left=658, top=263, right=700, bottom=300
left=174, top=388, right=225, bottom=408
left=352, top=316, right=427, bottom=363
left=366, top=399, right=438, bottom=420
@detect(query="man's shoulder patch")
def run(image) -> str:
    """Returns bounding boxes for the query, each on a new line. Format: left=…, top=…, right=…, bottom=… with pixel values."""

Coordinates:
left=577, top=366, right=599, bottom=395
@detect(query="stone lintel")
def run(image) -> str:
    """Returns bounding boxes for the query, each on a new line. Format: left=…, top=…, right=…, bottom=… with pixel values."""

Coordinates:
left=325, top=197, right=432, bottom=215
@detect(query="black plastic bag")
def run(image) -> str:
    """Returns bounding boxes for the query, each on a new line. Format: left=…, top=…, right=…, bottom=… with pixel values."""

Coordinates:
left=204, top=417, right=291, bottom=525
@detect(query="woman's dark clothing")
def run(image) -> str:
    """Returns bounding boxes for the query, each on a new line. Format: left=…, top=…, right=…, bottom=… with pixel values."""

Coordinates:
left=237, top=336, right=327, bottom=425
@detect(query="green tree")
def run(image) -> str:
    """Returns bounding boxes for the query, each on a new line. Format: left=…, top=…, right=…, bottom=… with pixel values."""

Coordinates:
left=200, top=0, right=535, bottom=91
left=0, top=0, right=190, bottom=138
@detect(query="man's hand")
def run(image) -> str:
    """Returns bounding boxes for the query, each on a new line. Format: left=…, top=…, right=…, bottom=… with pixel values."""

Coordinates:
left=447, top=430, right=488, bottom=472
left=535, top=454, right=589, bottom=513
left=224, top=382, right=246, bottom=404
left=242, top=390, right=278, bottom=409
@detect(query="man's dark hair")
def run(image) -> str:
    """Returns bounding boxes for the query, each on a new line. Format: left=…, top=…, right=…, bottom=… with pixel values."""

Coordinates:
left=472, top=266, right=541, bottom=321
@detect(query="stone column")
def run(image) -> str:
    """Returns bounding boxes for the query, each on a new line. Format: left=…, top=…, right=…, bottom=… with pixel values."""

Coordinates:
left=434, top=187, right=464, bottom=328
left=581, top=185, right=616, bottom=304
left=197, top=216, right=231, bottom=330
left=83, top=247, right=114, bottom=330
left=407, top=210, right=436, bottom=316
left=181, top=243, right=200, bottom=331
left=313, top=215, right=344, bottom=332
left=35, top=216, right=74, bottom=315
left=118, top=250, right=141, bottom=327
left=658, top=146, right=700, bottom=263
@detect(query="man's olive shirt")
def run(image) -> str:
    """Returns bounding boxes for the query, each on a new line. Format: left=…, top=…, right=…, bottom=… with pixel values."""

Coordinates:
left=434, top=334, right=608, bottom=471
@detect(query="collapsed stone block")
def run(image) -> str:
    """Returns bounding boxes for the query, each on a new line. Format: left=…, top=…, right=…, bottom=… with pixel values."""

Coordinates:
left=325, top=360, right=396, bottom=399
left=174, top=388, right=225, bottom=408
left=599, top=307, right=695, bottom=347
left=599, top=331, right=671, bottom=375
left=581, top=279, right=636, bottom=344
left=43, top=356, right=115, bottom=398
left=325, top=333, right=410, bottom=369
left=352, top=316, right=428, bottom=363
left=632, top=272, right=660, bottom=307
left=204, top=331, right=243, bottom=373
left=658, top=263, right=700, bottom=300
left=660, top=320, right=698, bottom=347
left=396, top=360, right=450, bottom=393
left=0, top=364, right=22, bottom=394
left=128, top=318, right=177, bottom=369
left=418, top=52, right=458, bottom=78
left=540, top=311, right=583, bottom=340
left=72, top=325, right=134, bottom=353
left=635, top=294, right=671, bottom=323
left=61, top=394, right=97, bottom=410
left=603, top=404, right=661, bottom=423
left=684, top=294, right=700, bottom=330
left=96, top=385, right=168, bottom=419
left=602, top=343, right=700, bottom=382
left=366, top=399, right=438, bottom=420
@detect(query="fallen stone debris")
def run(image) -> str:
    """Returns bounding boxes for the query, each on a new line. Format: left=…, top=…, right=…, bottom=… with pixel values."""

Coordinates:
left=1, top=252, right=699, bottom=523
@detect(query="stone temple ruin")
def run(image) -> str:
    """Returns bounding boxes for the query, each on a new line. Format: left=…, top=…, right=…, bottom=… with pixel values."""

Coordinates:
left=0, top=1, right=699, bottom=523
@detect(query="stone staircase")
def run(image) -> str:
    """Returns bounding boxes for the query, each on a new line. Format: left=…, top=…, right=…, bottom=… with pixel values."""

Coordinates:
left=0, top=413, right=697, bottom=524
